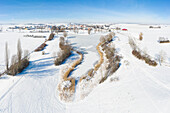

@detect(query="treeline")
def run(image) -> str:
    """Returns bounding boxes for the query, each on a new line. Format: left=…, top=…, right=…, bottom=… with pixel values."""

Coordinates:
left=129, top=38, right=157, bottom=66
left=5, top=39, right=30, bottom=75
left=34, top=33, right=55, bottom=52
left=54, top=37, right=71, bottom=65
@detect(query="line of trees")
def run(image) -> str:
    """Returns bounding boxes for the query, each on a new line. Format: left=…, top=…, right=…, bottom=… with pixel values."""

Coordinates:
left=129, top=37, right=157, bottom=66
left=54, top=37, right=72, bottom=65
left=5, top=39, right=30, bottom=75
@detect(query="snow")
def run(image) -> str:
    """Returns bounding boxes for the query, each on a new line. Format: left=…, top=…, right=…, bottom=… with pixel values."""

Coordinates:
left=0, top=24, right=170, bottom=113
left=0, top=31, right=50, bottom=73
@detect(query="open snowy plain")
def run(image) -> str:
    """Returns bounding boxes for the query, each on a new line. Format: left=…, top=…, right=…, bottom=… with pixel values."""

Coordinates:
left=0, top=24, right=170, bottom=113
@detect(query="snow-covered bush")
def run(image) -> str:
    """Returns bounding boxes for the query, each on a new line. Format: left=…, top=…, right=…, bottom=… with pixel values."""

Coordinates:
left=156, top=50, right=167, bottom=65
left=100, top=35, right=106, bottom=44
left=100, top=40, right=122, bottom=84
left=63, top=31, right=68, bottom=38
left=58, top=78, right=75, bottom=102
left=61, top=80, right=71, bottom=89
left=110, top=76, right=119, bottom=82
left=128, top=37, right=137, bottom=50
left=55, top=37, right=72, bottom=66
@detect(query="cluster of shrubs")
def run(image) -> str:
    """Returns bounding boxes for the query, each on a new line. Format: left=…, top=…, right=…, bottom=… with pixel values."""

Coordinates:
left=129, top=37, right=157, bottom=66
left=80, top=32, right=118, bottom=83
left=34, top=43, right=47, bottom=52
left=58, top=78, right=75, bottom=102
left=48, top=33, right=55, bottom=41
left=7, top=57, right=29, bottom=75
left=100, top=43, right=121, bottom=83
left=80, top=41, right=104, bottom=82
left=57, top=49, right=83, bottom=102
left=100, top=32, right=115, bottom=44
left=6, top=40, right=30, bottom=76
left=132, top=50, right=157, bottom=66
left=54, top=37, right=72, bottom=65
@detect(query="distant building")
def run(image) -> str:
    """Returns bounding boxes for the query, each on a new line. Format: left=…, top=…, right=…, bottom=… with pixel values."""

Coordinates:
left=122, top=29, right=128, bottom=31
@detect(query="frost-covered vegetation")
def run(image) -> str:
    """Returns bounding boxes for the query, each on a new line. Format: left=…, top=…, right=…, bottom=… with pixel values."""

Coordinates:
left=78, top=32, right=121, bottom=99
left=129, top=37, right=157, bottom=66
left=54, top=37, right=72, bottom=65
left=6, top=39, right=30, bottom=75
left=0, top=24, right=170, bottom=113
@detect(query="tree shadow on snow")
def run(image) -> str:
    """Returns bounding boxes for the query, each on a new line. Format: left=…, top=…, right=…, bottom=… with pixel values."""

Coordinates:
left=17, top=57, right=59, bottom=78
left=68, top=36, right=76, bottom=39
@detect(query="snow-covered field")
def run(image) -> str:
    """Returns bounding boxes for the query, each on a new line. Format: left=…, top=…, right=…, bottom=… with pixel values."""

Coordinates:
left=0, top=24, right=170, bottom=113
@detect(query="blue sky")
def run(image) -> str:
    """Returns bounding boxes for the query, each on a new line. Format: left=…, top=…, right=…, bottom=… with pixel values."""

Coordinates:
left=0, top=0, right=170, bottom=24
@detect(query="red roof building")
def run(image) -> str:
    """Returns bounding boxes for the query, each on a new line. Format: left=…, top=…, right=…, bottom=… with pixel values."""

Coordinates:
left=122, top=29, right=128, bottom=31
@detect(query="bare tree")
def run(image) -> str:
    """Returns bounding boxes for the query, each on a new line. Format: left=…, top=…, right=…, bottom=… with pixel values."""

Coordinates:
left=24, top=50, right=29, bottom=60
left=11, top=55, right=17, bottom=66
left=128, top=37, right=137, bottom=50
left=5, top=42, right=9, bottom=70
left=59, top=37, right=65, bottom=47
left=17, top=39, right=22, bottom=63
left=158, top=50, right=167, bottom=65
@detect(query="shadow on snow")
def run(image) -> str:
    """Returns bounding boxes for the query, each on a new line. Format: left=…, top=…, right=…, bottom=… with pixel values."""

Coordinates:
left=17, top=56, right=59, bottom=78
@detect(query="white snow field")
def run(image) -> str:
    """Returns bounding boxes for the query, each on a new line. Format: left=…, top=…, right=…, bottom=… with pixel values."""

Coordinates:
left=0, top=24, right=170, bottom=113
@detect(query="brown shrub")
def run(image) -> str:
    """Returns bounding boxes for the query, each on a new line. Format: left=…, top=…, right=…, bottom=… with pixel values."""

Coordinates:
left=48, top=33, right=55, bottom=41
left=132, top=50, right=157, bottom=66
left=54, top=50, right=71, bottom=66
left=34, top=43, right=47, bottom=52
left=42, top=51, right=45, bottom=55
left=87, top=69, right=94, bottom=77
left=7, top=39, right=29, bottom=76
left=139, top=32, right=143, bottom=40
left=99, top=40, right=121, bottom=84
left=7, top=56, right=29, bottom=76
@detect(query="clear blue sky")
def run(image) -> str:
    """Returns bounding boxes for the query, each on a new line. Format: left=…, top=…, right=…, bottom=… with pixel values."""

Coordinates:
left=0, top=0, right=170, bottom=24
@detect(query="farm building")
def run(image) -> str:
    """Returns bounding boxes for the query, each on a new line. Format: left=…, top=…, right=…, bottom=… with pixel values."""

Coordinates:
left=122, top=28, right=128, bottom=31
